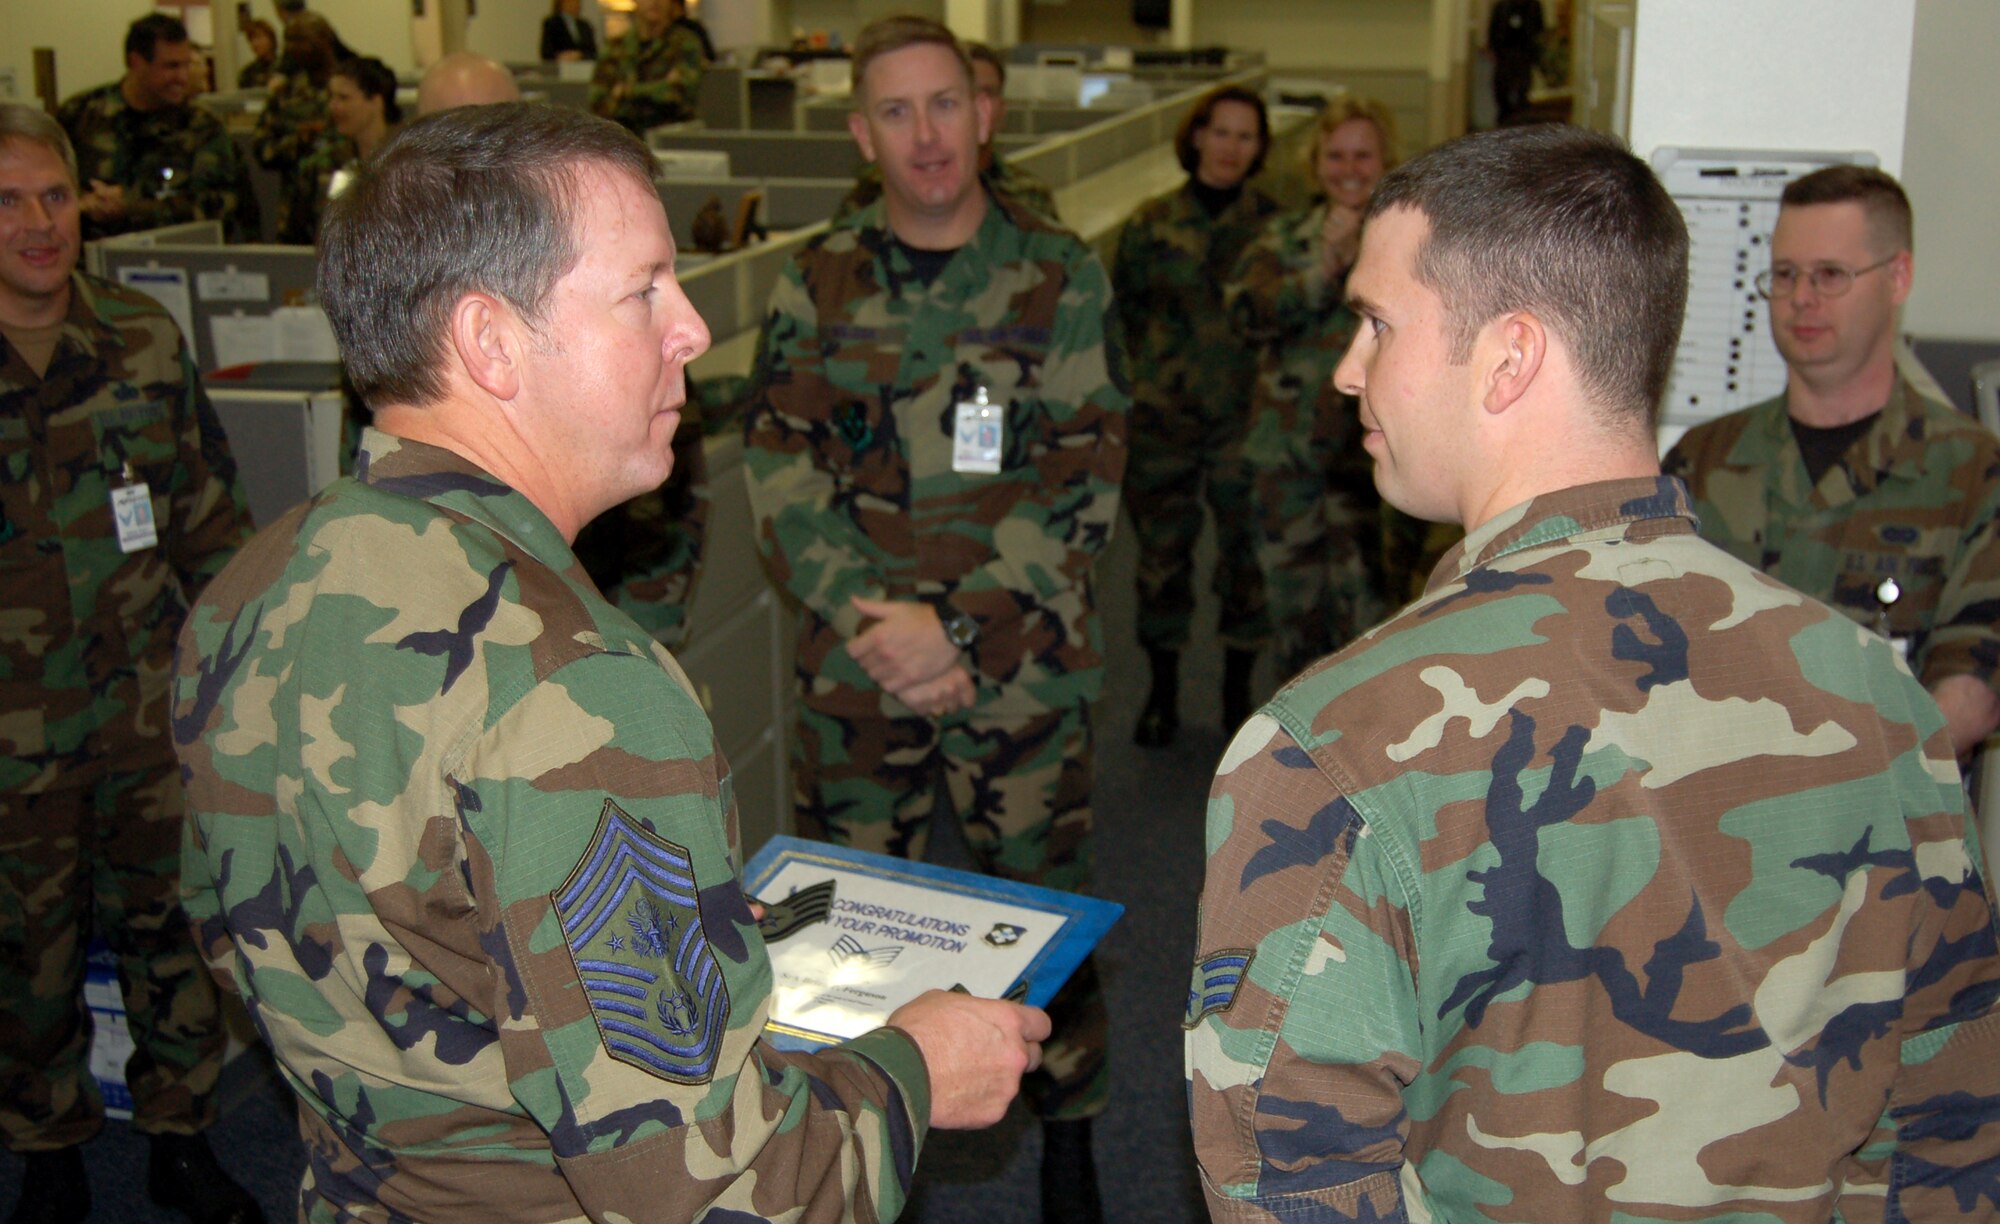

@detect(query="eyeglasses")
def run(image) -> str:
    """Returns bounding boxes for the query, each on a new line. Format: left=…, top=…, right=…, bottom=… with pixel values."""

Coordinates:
left=1754, top=255, right=1896, bottom=300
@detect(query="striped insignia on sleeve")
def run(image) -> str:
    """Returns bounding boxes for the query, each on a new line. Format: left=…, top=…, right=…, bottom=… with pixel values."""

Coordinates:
left=553, top=801, right=731, bottom=1083
left=1183, top=948, right=1256, bottom=1028
left=756, top=877, right=836, bottom=942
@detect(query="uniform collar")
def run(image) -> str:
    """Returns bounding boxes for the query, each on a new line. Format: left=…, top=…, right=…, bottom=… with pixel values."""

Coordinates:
left=1426, top=475, right=1697, bottom=592
left=353, top=426, right=576, bottom=570
left=0, top=272, right=125, bottom=377
left=1750, top=376, right=1924, bottom=509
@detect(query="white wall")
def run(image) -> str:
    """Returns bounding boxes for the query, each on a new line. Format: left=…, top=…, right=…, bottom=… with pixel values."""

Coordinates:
left=1626, top=0, right=1913, bottom=174
left=6, top=0, right=162, bottom=103
left=1900, top=0, right=2000, bottom=342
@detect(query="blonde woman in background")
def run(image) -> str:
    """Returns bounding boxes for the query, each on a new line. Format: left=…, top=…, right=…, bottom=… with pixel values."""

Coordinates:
left=1227, top=97, right=1400, bottom=680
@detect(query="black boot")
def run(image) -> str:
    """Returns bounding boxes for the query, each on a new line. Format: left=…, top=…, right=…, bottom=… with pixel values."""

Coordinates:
left=8, top=1147, right=89, bottom=1224
left=1134, top=647, right=1180, bottom=747
left=1222, top=647, right=1258, bottom=732
left=1040, top=1117, right=1103, bottom=1224
left=148, top=1131, right=266, bottom=1224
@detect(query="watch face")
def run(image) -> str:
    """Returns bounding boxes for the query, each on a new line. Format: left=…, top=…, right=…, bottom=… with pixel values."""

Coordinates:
left=946, top=613, right=978, bottom=647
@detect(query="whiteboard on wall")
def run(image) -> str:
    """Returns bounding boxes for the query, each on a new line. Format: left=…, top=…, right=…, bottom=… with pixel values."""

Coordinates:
left=1652, top=146, right=1876, bottom=446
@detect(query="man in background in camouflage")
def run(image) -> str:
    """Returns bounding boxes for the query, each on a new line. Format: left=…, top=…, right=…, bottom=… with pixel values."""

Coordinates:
left=834, top=42, right=1059, bottom=225
left=1188, top=125, right=2000, bottom=1220
left=174, top=102, right=1047, bottom=1222
left=590, top=0, right=708, bottom=135
left=57, top=14, right=256, bottom=243
left=571, top=397, right=709, bottom=650
left=1665, top=165, right=2000, bottom=762
left=0, top=103, right=260, bottom=1224
left=744, top=17, right=1126, bottom=1221
left=251, top=12, right=340, bottom=244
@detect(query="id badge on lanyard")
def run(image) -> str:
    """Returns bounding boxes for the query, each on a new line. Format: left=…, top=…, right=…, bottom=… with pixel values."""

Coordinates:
left=111, top=460, right=158, bottom=553
left=953, top=386, right=1003, bottom=475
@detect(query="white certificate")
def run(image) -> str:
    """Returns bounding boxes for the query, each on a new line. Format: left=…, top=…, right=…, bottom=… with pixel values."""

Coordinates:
left=742, top=836, right=1121, bottom=1051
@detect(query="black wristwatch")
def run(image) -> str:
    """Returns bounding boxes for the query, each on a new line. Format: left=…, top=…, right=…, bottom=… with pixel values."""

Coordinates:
left=940, top=607, right=980, bottom=651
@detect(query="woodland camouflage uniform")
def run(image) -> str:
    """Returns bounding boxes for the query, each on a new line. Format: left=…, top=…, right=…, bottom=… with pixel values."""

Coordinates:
left=57, top=83, right=255, bottom=242
left=1188, top=476, right=2000, bottom=1221
left=1113, top=181, right=1279, bottom=653
left=1665, top=376, right=2000, bottom=692
left=0, top=272, right=250, bottom=1149
left=175, top=429, right=929, bottom=1222
left=590, top=23, right=706, bottom=134
left=744, top=190, right=1127, bottom=1119
left=1226, top=199, right=1387, bottom=679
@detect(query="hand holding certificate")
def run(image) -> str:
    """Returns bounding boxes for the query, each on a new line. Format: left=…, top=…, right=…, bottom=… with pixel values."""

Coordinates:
left=742, top=836, right=1123, bottom=1053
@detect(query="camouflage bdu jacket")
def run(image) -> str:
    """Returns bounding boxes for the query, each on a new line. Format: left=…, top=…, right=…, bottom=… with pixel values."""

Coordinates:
left=56, top=84, right=254, bottom=241
left=0, top=272, right=248, bottom=793
left=590, top=23, right=705, bottom=134
left=1113, top=182, right=1278, bottom=425
left=744, top=192, right=1128, bottom=717
left=1665, top=377, right=2000, bottom=693
left=835, top=155, right=1060, bottom=228
left=1225, top=200, right=1362, bottom=458
left=174, top=430, right=930, bottom=1223
left=1188, top=476, right=2000, bottom=1222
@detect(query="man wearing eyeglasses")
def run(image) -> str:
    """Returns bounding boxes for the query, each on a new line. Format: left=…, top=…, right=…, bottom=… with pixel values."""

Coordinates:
left=1666, top=164, right=2000, bottom=760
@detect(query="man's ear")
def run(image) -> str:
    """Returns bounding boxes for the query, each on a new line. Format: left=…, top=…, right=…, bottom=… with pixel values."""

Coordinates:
left=1888, top=248, right=1914, bottom=308
left=448, top=292, right=523, bottom=402
left=1481, top=311, right=1546, bottom=416
left=973, top=86, right=994, bottom=148
left=847, top=107, right=877, bottom=164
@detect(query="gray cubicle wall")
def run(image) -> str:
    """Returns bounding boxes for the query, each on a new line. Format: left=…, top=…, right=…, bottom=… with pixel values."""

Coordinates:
left=650, top=130, right=869, bottom=180
left=84, top=220, right=226, bottom=279
left=97, top=243, right=321, bottom=375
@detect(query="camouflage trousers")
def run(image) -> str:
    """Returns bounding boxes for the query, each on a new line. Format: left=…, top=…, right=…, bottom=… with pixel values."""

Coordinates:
left=791, top=698, right=1108, bottom=1120
left=0, top=751, right=222, bottom=1149
left=1247, top=421, right=1388, bottom=682
left=1125, top=396, right=1267, bottom=652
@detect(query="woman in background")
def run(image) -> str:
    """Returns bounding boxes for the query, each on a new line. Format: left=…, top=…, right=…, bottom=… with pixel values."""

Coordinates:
left=1113, top=84, right=1280, bottom=747
left=1226, top=96, right=1398, bottom=681
left=238, top=20, right=279, bottom=88
left=541, top=0, right=598, bottom=62
left=283, top=56, right=400, bottom=244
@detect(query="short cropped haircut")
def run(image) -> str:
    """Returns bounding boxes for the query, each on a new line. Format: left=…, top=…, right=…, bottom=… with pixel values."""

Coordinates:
left=1175, top=84, right=1270, bottom=180
left=1367, top=125, right=1689, bottom=427
left=0, top=103, right=79, bottom=185
left=317, top=103, right=655, bottom=409
left=1781, top=164, right=1913, bottom=255
left=966, top=42, right=1005, bottom=88
left=126, top=14, right=190, bottom=62
left=1309, top=95, right=1400, bottom=180
left=334, top=56, right=402, bottom=126
left=850, top=16, right=971, bottom=99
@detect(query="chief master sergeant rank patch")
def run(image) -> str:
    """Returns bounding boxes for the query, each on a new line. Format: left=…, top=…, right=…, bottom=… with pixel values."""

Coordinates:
left=554, top=800, right=732, bottom=1083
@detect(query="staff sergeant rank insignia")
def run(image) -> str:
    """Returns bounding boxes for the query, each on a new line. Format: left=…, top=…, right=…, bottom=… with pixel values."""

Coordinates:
left=554, top=801, right=730, bottom=1083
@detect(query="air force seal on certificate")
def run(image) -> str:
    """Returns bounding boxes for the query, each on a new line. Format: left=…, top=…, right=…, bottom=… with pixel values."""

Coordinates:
left=554, top=801, right=730, bottom=1083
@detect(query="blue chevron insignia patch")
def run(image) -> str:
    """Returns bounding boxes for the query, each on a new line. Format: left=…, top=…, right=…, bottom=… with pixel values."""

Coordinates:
left=553, top=801, right=730, bottom=1083
left=1183, top=948, right=1256, bottom=1028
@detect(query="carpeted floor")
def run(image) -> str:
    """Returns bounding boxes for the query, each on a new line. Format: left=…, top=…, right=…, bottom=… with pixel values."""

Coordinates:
left=0, top=509, right=1250, bottom=1223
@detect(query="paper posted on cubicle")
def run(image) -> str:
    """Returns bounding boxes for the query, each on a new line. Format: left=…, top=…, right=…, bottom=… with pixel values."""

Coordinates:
left=116, top=266, right=200, bottom=369
left=208, top=306, right=342, bottom=369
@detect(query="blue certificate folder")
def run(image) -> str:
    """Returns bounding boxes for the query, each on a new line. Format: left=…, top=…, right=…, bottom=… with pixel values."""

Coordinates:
left=742, top=835, right=1122, bottom=1052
